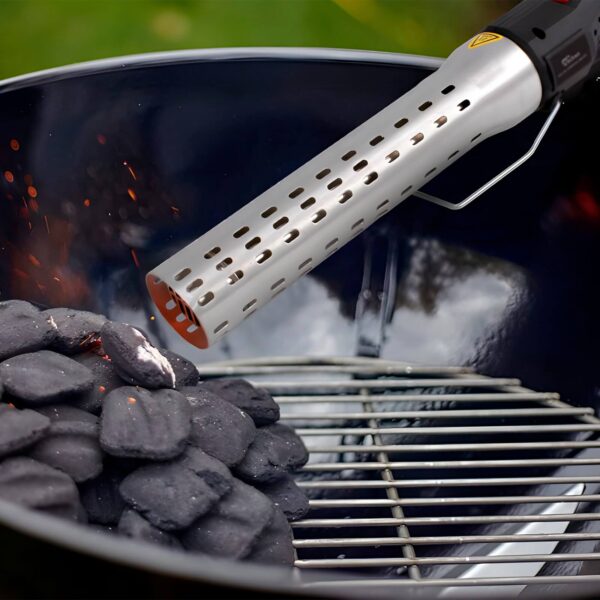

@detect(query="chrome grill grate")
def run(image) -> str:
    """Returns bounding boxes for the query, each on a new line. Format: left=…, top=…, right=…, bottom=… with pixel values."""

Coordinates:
left=196, top=356, right=600, bottom=597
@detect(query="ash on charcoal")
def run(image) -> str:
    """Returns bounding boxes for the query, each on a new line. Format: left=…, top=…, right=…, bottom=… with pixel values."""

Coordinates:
left=235, top=423, right=309, bottom=484
left=0, top=404, right=50, bottom=458
left=79, top=464, right=127, bottom=525
left=200, top=379, right=279, bottom=426
left=0, top=351, right=95, bottom=405
left=0, top=456, right=80, bottom=520
left=29, top=405, right=102, bottom=482
left=100, top=386, right=191, bottom=460
left=101, top=321, right=176, bottom=389
left=182, top=386, right=256, bottom=467
left=71, top=350, right=126, bottom=414
left=160, top=349, right=200, bottom=388
left=0, top=300, right=56, bottom=361
left=248, top=507, right=295, bottom=566
left=43, top=308, right=107, bottom=354
left=119, top=447, right=233, bottom=531
left=181, top=478, right=274, bottom=559
left=257, top=474, right=309, bottom=521
left=119, top=509, right=182, bottom=549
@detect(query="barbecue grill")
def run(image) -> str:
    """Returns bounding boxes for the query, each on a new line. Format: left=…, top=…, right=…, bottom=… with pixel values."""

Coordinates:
left=1, top=45, right=600, bottom=599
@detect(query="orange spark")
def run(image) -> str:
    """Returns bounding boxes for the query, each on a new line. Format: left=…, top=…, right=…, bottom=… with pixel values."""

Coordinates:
left=53, top=276, right=61, bottom=283
left=123, top=161, right=137, bottom=180
left=97, top=133, right=107, bottom=145
left=27, top=185, right=37, bottom=198
left=127, top=188, right=137, bottom=202
left=98, top=385, right=106, bottom=393
left=28, top=254, right=41, bottom=267
left=150, top=315, right=156, bottom=321
left=170, top=206, right=180, bottom=215
left=127, top=396, right=137, bottom=404
left=29, top=199, right=39, bottom=212
left=4, top=170, right=14, bottom=183
left=9, top=139, right=19, bottom=151
left=83, top=198, right=91, bottom=207
left=130, top=248, right=140, bottom=268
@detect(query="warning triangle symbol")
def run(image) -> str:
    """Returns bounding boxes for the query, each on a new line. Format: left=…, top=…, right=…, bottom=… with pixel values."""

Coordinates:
left=468, top=32, right=503, bottom=49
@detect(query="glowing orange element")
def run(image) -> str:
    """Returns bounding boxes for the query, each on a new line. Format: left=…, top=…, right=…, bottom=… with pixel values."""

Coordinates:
left=53, top=276, right=61, bottom=283
left=9, top=139, right=19, bottom=151
left=7, top=403, right=15, bottom=409
left=170, top=206, right=180, bottom=214
left=83, top=198, right=91, bottom=207
left=130, top=248, right=140, bottom=268
left=127, top=188, right=137, bottom=202
left=28, top=254, right=41, bottom=267
left=97, top=133, right=107, bottom=145
left=127, top=397, right=137, bottom=404
left=123, top=161, right=137, bottom=180
left=29, top=199, right=39, bottom=212
left=98, top=385, right=106, bottom=393
left=4, top=170, right=14, bottom=183
left=150, top=315, right=156, bottom=321
left=27, top=186, right=37, bottom=198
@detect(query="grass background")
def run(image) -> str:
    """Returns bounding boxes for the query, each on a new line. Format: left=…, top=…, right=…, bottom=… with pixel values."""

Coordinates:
left=0, top=0, right=515, bottom=79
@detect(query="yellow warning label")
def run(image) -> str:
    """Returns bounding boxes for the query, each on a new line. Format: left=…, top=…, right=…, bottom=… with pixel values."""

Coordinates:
left=468, top=32, right=504, bottom=49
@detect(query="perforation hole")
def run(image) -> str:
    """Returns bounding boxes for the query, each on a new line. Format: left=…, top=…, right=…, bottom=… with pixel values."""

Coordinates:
left=256, top=250, right=272, bottom=264
left=425, top=167, right=437, bottom=177
left=298, top=258, right=312, bottom=270
left=245, top=236, right=261, bottom=250
left=166, top=299, right=176, bottom=311
left=312, top=209, right=327, bottom=223
left=284, top=229, right=299, bottom=243
left=370, top=135, right=384, bottom=146
left=198, top=292, right=214, bottom=307
left=353, top=160, right=368, bottom=172
left=261, top=206, right=277, bottom=218
left=532, top=27, right=546, bottom=40
left=471, top=133, right=482, bottom=142
left=204, top=247, right=221, bottom=259
left=448, top=150, right=460, bottom=160
left=395, top=118, right=408, bottom=128
left=377, top=199, right=390, bottom=211
left=386, top=150, right=399, bottom=163
left=242, top=299, right=257, bottom=312
left=174, top=268, right=191, bottom=281
left=216, top=257, right=233, bottom=271
left=300, top=197, right=316, bottom=210
left=233, top=226, right=249, bottom=239
left=227, top=270, right=244, bottom=285
left=273, top=216, right=289, bottom=229
left=271, top=278, right=285, bottom=290
left=411, top=133, right=424, bottom=145
left=214, top=321, right=228, bottom=334
left=326, top=238, right=338, bottom=250
left=419, top=101, right=432, bottom=111
left=435, top=116, right=447, bottom=128
left=186, top=279, right=203, bottom=292
left=442, top=85, right=455, bottom=95
left=316, top=168, right=331, bottom=180
left=289, top=188, right=303, bottom=199
left=342, top=150, right=356, bottom=161
left=458, top=100, right=471, bottom=111
left=187, top=324, right=198, bottom=334
left=327, top=178, right=342, bottom=190
left=402, top=185, right=413, bottom=195
left=364, top=172, right=378, bottom=185
left=338, top=190, right=353, bottom=204
left=176, top=313, right=186, bottom=323
left=352, top=218, right=364, bottom=230
left=272, top=287, right=287, bottom=299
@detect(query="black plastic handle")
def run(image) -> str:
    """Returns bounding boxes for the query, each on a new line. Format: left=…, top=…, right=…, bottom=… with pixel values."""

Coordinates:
left=488, top=0, right=600, bottom=104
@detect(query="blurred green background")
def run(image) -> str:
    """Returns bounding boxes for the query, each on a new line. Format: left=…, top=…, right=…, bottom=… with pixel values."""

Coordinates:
left=0, top=0, right=516, bottom=79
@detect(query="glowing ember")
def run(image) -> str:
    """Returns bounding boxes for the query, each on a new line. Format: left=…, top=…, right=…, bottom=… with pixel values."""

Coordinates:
left=9, top=139, right=19, bottom=151
left=150, top=315, right=156, bottom=321
left=29, top=199, right=39, bottom=212
left=127, top=396, right=137, bottom=404
left=27, top=185, right=38, bottom=199
left=96, top=133, right=107, bottom=145
left=127, top=188, right=137, bottom=202
left=130, top=248, right=140, bottom=268
left=27, top=254, right=41, bottom=268
left=170, top=206, right=180, bottom=215
left=83, top=198, right=91, bottom=207
left=123, top=161, right=137, bottom=180
left=4, top=170, right=14, bottom=183
left=98, top=385, right=106, bottom=393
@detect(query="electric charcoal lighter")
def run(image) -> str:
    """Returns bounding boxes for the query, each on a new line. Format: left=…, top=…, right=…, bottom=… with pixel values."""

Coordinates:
left=146, top=0, right=600, bottom=348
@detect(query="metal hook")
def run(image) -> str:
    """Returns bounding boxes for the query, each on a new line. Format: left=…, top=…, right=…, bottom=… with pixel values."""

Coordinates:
left=413, top=98, right=562, bottom=211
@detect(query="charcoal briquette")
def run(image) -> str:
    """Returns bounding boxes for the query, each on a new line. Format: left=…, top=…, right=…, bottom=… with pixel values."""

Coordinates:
left=181, top=478, right=274, bottom=559
left=29, top=405, right=102, bottom=482
left=100, top=386, right=191, bottom=460
left=234, top=423, right=309, bottom=484
left=118, top=509, right=182, bottom=549
left=257, top=474, right=309, bottom=521
left=160, top=349, right=200, bottom=388
left=0, top=350, right=95, bottom=405
left=248, top=507, right=295, bottom=566
left=0, top=300, right=56, bottom=361
left=199, top=379, right=280, bottom=426
left=182, top=386, right=256, bottom=467
left=101, top=321, right=176, bottom=389
left=0, top=456, right=81, bottom=520
left=0, top=404, right=50, bottom=458
left=43, top=307, right=107, bottom=354
left=79, top=465, right=127, bottom=525
left=119, top=447, right=233, bottom=530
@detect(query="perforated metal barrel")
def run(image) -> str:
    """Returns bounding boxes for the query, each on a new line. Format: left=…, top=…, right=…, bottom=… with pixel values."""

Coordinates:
left=1, top=48, right=600, bottom=599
